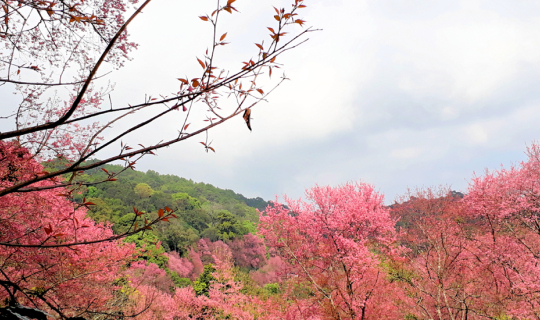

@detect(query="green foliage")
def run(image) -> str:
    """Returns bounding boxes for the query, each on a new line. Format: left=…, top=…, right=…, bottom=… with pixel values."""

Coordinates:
left=193, top=264, right=216, bottom=296
left=215, top=210, right=249, bottom=241
left=167, top=270, right=192, bottom=288
left=124, top=232, right=168, bottom=269
left=242, top=220, right=257, bottom=234
left=75, top=164, right=267, bottom=254
left=172, top=192, right=202, bottom=210
left=157, top=223, right=199, bottom=255
left=383, top=261, right=415, bottom=285
left=200, top=227, right=220, bottom=242
left=264, top=283, right=280, bottom=295
left=112, top=213, right=135, bottom=234
left=134, top=183, right=154, bottom=198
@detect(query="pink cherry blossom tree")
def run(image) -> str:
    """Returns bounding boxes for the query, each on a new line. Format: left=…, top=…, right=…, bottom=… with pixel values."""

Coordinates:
left=0, top=141, right=136, bottom=319
left=259, top=182, right=408, bottom=319
left=0, top=0, right=313, bottom=316
left=391, top=188, right=503, bottom=319
left=464, top=143, right=540, bottom=318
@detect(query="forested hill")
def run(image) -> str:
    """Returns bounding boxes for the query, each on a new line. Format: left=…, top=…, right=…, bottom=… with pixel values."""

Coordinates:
left=57, top=162, right=270, bottom=254
left=83, top=163, right=268, bottom=211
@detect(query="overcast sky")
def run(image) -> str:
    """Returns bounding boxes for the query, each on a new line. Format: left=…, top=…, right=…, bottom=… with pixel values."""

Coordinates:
left=113, top=0, right=540, bottom=203
left=5, top=0, right=540, bottom=203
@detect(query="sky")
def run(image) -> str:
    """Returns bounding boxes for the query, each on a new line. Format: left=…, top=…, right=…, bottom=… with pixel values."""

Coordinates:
left=4, top=0, right=540, bottom=203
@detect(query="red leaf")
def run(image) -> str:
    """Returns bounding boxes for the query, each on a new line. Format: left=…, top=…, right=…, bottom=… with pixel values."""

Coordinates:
left=165, top=207, right=172, bottom=212
left=158, top=208, right=164, bottom=218
left=256, top=43, right=264, bottom=50
left=197, top=58, right=205, bottom=69
left=184, top=124, right=190, bottom=130
left=199, top=16, right=208, bottom=21
left=257, top=88, right=264, bottom=95
left=220, top=33, right=227, bottom=41
left=101, top=168, right=109, bottom=174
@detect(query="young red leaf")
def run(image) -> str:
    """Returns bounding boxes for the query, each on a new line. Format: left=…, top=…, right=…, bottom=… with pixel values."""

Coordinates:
left=158, top=208, right=164, bottom=218
left=165, top=207, right=171, bottom=212
left=220, top=33, right=227, bottom=41
left=199, top=16, right=208, bottom=21
left=197, top=58, right=205, bottom=69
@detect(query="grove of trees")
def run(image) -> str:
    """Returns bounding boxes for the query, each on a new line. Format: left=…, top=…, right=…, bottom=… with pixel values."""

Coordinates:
left=0, top=0, right=311, bottom=318
left=2, top=0, right=540, bottom=319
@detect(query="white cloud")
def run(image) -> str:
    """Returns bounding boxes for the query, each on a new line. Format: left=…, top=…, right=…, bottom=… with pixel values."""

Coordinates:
left=4, top=0, right=540, bottom=203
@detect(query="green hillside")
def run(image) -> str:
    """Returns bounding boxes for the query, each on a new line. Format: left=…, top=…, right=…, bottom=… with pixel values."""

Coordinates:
left=64, top=163, right=269, bottom=255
